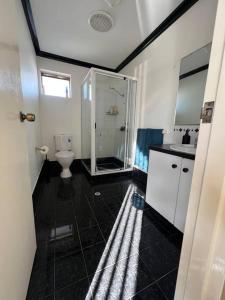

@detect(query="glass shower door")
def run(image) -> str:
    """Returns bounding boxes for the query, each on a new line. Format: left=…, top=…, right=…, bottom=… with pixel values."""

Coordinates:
left=95, top=73, right=128, bottom=173
left=81, top=74, right=92, bottom=172
left=124, top=79, right=137, bottom=170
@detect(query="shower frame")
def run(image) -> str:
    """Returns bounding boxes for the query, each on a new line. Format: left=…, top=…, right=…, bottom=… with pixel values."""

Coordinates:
left=81, top=68, right=137, bottom=176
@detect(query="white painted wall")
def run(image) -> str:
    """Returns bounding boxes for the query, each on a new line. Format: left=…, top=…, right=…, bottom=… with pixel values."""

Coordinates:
left=16, top=0, right=43, bottom=191
left=121, top=0, right=218, bottom=144
left=37, top=57, right=89, bottom=161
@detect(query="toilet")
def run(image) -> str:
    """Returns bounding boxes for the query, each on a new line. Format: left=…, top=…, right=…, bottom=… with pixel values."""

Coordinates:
left=54, top=134, right=74, bottom=178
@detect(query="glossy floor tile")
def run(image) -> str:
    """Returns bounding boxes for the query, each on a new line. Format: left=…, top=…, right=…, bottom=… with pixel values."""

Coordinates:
left=83, top=242, right=107, bottom=276
left=79, top=225, right=104, bottom=249
left=116, top=255, right=154, bottom=298
left=157, top=268, right=178, bottom=300
left=55, top=278, right=90, bottom=300
left=132, top=283, right=167, bottom=300
left=27, top=169, right=182, bottom=299
left=55, top=250, right=87, bottom=290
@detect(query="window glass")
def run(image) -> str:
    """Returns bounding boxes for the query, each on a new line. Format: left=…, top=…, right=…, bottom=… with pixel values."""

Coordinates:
left=41, top=71, right=71, bottom=98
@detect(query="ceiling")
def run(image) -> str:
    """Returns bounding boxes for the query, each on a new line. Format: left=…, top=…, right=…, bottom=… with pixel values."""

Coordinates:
left=0, top=0, right=17, bottom=46
left=27, top=0, right=197, bottom=70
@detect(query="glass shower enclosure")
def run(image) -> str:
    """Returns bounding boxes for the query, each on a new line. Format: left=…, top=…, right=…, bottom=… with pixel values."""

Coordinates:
left=81, top=68, right=137, bottom=176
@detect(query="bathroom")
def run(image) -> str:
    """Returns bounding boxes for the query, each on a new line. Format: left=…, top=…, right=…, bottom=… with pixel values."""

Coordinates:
left=1, top=0, right=225, bottom=299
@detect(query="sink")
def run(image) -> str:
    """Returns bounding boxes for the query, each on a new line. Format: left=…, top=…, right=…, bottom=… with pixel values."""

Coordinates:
left=170, top=144, right=196, bottom=155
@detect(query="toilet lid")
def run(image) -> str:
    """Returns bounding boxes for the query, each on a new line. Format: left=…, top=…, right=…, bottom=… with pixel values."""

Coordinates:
left=55, top=151, right=74, bottom=158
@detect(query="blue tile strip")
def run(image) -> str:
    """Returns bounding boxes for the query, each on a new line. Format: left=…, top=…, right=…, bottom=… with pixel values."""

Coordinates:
left=135, top=129, right=163, bottom=172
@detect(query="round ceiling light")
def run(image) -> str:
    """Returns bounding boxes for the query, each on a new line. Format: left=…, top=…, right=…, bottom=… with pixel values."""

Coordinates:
left=88, top=11, right=113, bottom=32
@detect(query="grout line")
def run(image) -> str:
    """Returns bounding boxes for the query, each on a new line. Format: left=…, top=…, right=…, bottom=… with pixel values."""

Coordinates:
left=82, top=240, right=105, bottom=251
left=85, top=194, right=107, bottom=244
left=129, top=267, right=178, bottom=299
left=72, top=200, right=93, bottom=298
left=100, top=197, right=121, bottom=218
left=152, top=267, right=179, bottom=286
left=156, top=281, right=170, bottom=300
left=41, top=293, right=55, bottom=300
left=54, top=275, right=89, bottom=295
left=54, top=247, right=86, bottom=262
left=155, top=267, right=179, bottom=300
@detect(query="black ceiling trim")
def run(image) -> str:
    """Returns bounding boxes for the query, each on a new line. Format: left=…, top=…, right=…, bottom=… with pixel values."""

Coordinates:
left=21, top=0, right=115, bottom=71
left=21, top=0, right=200, bottom=72
left=179, top=64, right=209, bottom=80
left=115, top=0, right=199, bottom=72
left=37, top=51, right=115, bottom=72
left=21, top=0, right=40, bottom=53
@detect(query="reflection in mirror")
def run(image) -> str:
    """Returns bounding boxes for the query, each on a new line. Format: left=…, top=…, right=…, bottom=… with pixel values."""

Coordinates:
left=175, top=44, right=211, bottom=125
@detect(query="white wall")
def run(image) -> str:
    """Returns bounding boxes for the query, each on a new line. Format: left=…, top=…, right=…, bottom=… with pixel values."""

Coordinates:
left=121, top=0, right=217, bottom=144
left=16, top=1, right=43, bottom=191
left=37, top=57, right=88, bottom=161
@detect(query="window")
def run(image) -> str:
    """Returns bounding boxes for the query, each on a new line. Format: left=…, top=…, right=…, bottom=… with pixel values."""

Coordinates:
left=41, top=70, right=71, bottom=98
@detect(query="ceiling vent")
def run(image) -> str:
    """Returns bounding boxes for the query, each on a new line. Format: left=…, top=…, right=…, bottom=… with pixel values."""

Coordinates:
left=105, top=0, right=121, bottom=7
left=89, top=11, right=113, bottom=32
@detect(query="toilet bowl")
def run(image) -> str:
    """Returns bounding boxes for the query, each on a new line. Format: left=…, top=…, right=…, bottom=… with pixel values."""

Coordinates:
left=55, top=150, right=74, bottom=178
left=54, top=134, right=74, bottom=178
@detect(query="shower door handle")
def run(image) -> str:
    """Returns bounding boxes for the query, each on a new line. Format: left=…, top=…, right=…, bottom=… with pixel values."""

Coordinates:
left=95, top=123, right=96, bottom=129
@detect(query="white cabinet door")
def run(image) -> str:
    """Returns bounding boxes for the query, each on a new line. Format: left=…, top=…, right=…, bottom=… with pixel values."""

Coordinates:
left=174, top=159, right=194, bottom=232
left=146, top=150, right=182, bottom=223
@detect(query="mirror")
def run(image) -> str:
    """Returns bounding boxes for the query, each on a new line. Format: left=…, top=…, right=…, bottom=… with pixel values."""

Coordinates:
left=175, top=43, right=211, bottom=125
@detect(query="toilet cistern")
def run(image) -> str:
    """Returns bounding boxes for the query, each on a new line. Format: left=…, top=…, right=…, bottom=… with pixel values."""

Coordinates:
left=54, top=134, right=74, bottom=178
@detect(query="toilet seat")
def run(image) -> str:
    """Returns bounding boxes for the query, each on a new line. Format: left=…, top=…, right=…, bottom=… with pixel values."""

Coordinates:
left=55, top=150, right=74, bottom=159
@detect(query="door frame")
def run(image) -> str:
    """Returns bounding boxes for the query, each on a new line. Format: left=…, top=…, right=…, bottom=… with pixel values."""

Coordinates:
left=175, top=0, right=225, bottom=298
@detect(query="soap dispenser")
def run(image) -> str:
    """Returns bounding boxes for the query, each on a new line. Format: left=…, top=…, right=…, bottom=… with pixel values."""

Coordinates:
left=182, top=129, right=190, bottom=144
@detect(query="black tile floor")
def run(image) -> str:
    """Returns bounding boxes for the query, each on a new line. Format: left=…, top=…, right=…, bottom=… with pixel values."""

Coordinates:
left=27, top=170, right=183, bottom=300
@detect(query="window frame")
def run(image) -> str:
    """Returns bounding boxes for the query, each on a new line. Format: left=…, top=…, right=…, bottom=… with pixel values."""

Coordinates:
left=40, top=69, right=72, bottom=99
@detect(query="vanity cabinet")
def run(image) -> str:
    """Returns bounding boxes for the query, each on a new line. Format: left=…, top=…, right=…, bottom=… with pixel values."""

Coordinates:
left=146, top=150, right=194, bottom=232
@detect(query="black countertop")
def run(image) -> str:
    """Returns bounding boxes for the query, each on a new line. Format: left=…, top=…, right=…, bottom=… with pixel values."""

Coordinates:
left=149, top=144, right=195, bottom=160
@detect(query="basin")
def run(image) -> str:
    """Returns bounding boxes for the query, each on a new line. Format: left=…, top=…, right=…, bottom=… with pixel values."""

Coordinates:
left=170, top=144, right=196, bottom=155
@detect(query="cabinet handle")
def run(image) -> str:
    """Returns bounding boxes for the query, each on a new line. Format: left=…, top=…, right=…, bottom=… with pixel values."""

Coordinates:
left=183, top=168, right=189, bottom=173
left=172, top=164, right=177, bottom=169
